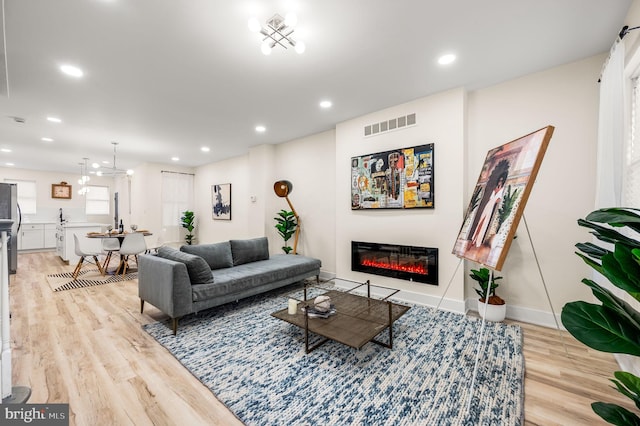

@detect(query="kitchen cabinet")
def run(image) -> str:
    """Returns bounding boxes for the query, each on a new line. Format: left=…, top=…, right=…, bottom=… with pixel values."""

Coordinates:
left=18, top=222, right=63, bottom=251
left=44, top=224, right=57, bottom=248
left=18, top=224, right=45, bottom=251
left=56, top=223, right=105, bottom=263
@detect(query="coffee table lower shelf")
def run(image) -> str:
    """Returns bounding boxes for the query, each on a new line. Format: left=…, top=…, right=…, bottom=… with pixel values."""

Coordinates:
left=272, top=286, right=410, bottom=353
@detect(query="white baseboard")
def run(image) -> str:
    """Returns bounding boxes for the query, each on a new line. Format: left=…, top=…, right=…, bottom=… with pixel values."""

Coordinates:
left=332, top=278, right=466, bottom=315
left=322, top=274, right=565, bottom=329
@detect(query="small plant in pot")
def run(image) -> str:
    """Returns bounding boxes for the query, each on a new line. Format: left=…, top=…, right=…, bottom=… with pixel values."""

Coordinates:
left=470, top=267, right=506, bottom=322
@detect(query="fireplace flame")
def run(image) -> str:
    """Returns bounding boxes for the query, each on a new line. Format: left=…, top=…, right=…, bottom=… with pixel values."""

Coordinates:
left=360, top=258, right=428, bottom=275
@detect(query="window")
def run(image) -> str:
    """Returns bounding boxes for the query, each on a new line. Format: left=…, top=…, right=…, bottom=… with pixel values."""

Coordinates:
left=86, top=185, right=110, bottom=215
left=161, top=172, right=194, bottom=242
left=3, top=179, right=36, bottom=214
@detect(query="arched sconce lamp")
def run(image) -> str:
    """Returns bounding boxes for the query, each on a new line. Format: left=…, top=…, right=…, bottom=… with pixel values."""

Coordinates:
left=273, top=180, right=300, bottom=254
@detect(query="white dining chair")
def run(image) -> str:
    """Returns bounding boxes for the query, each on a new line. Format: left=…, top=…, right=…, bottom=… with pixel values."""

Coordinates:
left=101, top=237, right=121, bottom=271
left=118, top=233, right=147, bottom=278
left=72, top=234, right=105, bottom=280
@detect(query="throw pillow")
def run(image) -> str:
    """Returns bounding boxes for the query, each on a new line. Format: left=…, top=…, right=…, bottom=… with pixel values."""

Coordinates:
left=157, top=246, right=214, bottom=284
left=230, top=237, right=269, bottom=266
left=180, top=242, right=233, bottom=270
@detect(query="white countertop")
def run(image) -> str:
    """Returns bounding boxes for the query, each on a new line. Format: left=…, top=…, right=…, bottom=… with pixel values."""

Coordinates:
left=60, top=222, right=106, bottom=228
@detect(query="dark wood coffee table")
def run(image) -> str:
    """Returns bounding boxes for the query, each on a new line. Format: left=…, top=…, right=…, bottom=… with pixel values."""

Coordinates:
left=271, top=280, right=410, bottom=353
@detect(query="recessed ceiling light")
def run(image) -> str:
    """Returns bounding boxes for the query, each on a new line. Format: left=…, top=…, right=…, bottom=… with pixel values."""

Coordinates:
left=60, top=64, right=84, bottom=78
left=437, top=54, right=456, bottom=65
left=47, top=116, right=62, bottom=123
left=320, top=100, right=332, bottom=109
left=171, top=157, right=180, bottom=161
left=5, top=163, right=14, bottom=166
left=201, top=146, right=210, bottom=152
left=41, top=137, right=54, bottom=142
left=255, top=125, right=266, bottom=133
left=1, top=148, right=11, bottom=153
left=102, top=160, right=110, bottom=164
left=92, top=162, right=100, bottom=168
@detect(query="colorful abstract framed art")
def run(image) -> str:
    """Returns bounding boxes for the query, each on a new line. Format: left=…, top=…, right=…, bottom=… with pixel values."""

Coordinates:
left=351, top=143, right=434, bottom=209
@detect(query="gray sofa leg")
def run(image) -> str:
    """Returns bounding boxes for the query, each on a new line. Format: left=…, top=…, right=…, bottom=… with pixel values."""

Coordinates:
left=172, top=318, right=178, bottom=335
left=316, top=275, right=320, bottom=284
left=140, top=299, right=145, bottom=313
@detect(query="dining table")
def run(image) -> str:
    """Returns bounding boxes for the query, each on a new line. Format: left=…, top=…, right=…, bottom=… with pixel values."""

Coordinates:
left=86, top=230, right=152, bottom=274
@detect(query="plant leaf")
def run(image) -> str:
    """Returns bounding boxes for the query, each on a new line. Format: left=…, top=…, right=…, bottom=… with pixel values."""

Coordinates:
left=582, top=279, right=640, bottom=329
left=586, top=208, right=640, bottom=234
left=561, top=302, right=640, bottom=356
left=576, top=242, right=611, bottom=260
left=601, top=249, right=640, bottom=302
left=576, top=251, right=604, bottom=275
left=611, top=371, right=640, bottom=410
left=591, top=402, right=640, bottom=426
left=578, top=219, right=640, bottom=249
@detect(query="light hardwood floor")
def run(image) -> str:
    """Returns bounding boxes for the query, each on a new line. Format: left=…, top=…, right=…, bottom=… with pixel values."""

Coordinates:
left=9, top=251, right=636, bottom=425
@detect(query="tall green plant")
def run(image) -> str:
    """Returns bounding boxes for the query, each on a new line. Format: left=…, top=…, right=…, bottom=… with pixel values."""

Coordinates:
left=274, top=209, right=297, bottom=254
left=181, top=210, right=195, bottom=245
left=561, top=207, right=640, bottom=425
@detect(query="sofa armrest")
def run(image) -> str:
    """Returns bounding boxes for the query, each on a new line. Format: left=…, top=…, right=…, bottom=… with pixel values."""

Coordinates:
left=138, top=254, right=193, bottom=318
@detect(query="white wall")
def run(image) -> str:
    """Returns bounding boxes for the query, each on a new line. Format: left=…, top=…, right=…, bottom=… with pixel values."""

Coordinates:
left=467, top=54, right=603, bottom=324
left=335, top=88, right=466, bottom=311
left=194, top=130, right=337, bottom=275
left=0, top=166, right=114, bottom=224
left=129, top=162, right=195, bottom=244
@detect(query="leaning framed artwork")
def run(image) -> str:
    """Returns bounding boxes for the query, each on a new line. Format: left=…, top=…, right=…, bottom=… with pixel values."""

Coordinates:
left=212, top=183, right=231, bottom=220
left=351, top=143, right=434, bottom=209
left=452, top=126, right=554, bottom=270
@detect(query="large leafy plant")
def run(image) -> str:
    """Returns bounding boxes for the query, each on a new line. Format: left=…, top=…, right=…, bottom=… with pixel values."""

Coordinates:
left=181, top=210, right=195, bottom=245
left=274, top=209, right=297, bottom=254
left=561, top=208, right=640, bottom=425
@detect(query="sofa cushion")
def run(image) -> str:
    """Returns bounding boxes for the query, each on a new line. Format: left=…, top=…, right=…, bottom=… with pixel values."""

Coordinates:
left=230, top=237, right=269, bottom=266
left=192, top=254, right=321, bottom=302
left=180, top=242, right=233, bottom=270
left=157, top=246, right=214, bottom=285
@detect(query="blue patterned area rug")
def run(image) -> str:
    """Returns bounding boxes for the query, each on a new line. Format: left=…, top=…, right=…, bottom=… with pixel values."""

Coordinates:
left=143, top=287, right=524, bottom=425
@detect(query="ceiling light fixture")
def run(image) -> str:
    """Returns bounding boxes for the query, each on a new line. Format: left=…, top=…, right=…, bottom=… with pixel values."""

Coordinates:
left=95, top=141, right=134, bottom=177
left=320, top=100, right=332, bottom=109
left=41, top=137, right=53, bottom=142
left=255, top=125, right=266, bottom=133
left=77, top=158, right=91, bottom=196
left=171, top=157, right=180, bottom=162
left=437, top=53, right=456, bottom=65
left=47, top=116, right=62, bottom=123
left=60, top=64, right=84, bottom=78
left=201, top=146, right=210, bottom=152
left=248, top=13, right=306, bottom=55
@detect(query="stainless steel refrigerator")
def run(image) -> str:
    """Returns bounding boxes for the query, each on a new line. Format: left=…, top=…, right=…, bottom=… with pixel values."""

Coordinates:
left=0, top=183, right=20, bottom=274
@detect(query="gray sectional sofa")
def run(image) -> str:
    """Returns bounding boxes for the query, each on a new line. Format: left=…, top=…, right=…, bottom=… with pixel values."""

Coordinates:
left=138, top=237, right=321, bottom=334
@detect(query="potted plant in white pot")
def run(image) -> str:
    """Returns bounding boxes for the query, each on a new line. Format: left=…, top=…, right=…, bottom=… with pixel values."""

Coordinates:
left=470, top=267, right=506, bottom=322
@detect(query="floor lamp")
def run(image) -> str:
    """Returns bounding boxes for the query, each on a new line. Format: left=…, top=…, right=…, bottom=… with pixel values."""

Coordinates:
left=273, top=180, right=300, bottom=255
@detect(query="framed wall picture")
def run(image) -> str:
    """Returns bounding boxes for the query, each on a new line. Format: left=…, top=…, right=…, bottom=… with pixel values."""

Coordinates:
left=51, top=183, right=72, bottom=199
left=351, top=143, right=434, bottom=209
left=452, top=126, right=554, bottom=270
left=212, top=183, right=231, bottom=220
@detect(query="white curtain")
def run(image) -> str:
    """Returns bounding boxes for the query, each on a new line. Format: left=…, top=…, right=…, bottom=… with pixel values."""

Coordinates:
left=595, top=40, right=625, bottom=208
left=161, top=172, right=194, bottom=244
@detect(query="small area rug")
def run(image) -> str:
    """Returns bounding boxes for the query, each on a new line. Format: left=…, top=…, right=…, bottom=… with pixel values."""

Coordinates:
left=46, top=269, right=137, bottom=292
left=143, top=286, right=524, bottom=425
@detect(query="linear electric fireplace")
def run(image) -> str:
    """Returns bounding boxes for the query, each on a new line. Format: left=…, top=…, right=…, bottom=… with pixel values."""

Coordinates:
left=351, top=241, right=438, bottom=285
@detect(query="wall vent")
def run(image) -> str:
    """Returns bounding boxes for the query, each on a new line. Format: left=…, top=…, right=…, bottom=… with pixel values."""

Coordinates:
left=364, top=113, right=416, bottom=137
